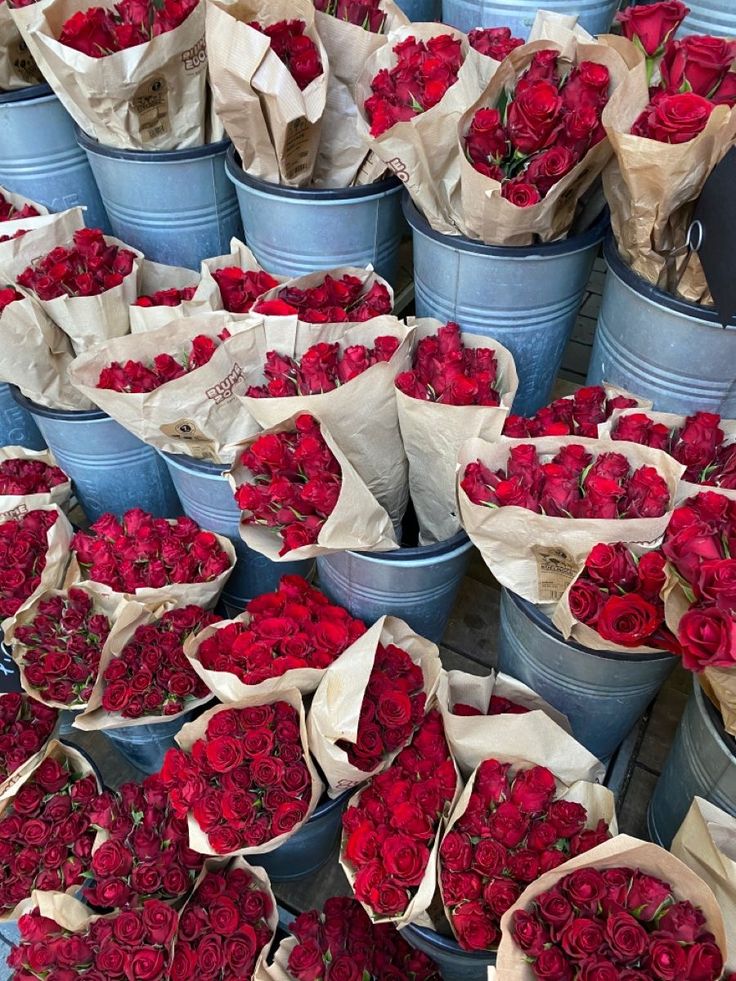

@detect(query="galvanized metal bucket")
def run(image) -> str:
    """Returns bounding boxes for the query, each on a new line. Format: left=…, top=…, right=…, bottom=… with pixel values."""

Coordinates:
left=587, top=237, right=736, bottom=415
left=225, top=148, right=404, bottom=285
left=0, top=383, right=45, bottom=450
left=249, top=790, right=352, bottom=881
left=104, top=713, right=191, bottom=774
left=681, top=0, right=735, bottom=36
left=497, top=589, right=677, bottom=762
left=76, top=131, right=243, bottom=271
left=0, top=84, right=110, bottom=232
left=441, top=0, right=619, bottom=37
left=161, top=452, right=314, bottom=615
left=404, top=195, right=607, bottom=416
left=647, top=680, right=736, bottom=849
left=397, top=0, right=441, bottom=18
left=11, top=388, right=181, bottom=522
left=401, top=925, right=494, bottom=981
left=316, top=532, right=473, bottom=644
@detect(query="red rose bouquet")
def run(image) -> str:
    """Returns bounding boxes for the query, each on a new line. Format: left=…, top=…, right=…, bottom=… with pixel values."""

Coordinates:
left=308, top=616, right=441, bottom=793
left=340, top=709, right=460, bottom=923
left=458, top=436, right=683, bottom=603
left=29, top=0, right=208, bottom=151
left=128, top=258, right=211, bottom=332
left=0, top=693, right=57, bottom=792
left=8, top=586, right=113, bottom=708
left=68, top=313, right=263, bottom=461
left=436, top=669, right=603, bottom=784
left=196, top=239, right=283, bottom=313
left=161, top=692, right=322, bottom=856
left=495, top=835, right=727, bottom=981
left=0, top=447, right=70, bottom=514
left=0, top=741, right=100, bottom=918
left=0, top=505, right=72, bottom=625
left=439, top=758, right=614, bottom=950
left=83, top=773, right=205, bottom=908
left=135, top=287, right=197, bottom=308
left=504, top=385, right=643, bottom=439
left=171, top=857, right=277, bottom=979
left=313, top=0, right=389, bottom=33
left=395, top=319, right=518, bottom=543
left=7, top=893, right=177, bottom=979
left=267, top=896, right=441, bottom=980
left=603, top=2, right=736, bottom=302
left=73, top=602, right=220, bottom=733
left=206, top=0, right=327, bottom=186
left=240, top=317, right=411, bottom=525
left=229, top=413, right=397, bottom=560
left=254, top=268, right=393, bottom=324
left=468, top=26, right=524, bottom=61
left=68, top=508, right=234, bottom=607
left=0, top=189, right=41, bottom=223
left=185, top=574, right=366, bottom=700
left=553, top=542, right=682, bottom=655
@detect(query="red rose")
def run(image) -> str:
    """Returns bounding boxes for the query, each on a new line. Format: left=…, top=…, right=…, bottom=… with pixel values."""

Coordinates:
left=512, top=909, right=549, bottom=956
left=562, top=868, right=607, bottom=910
left=648, top=937, right=688, bottom=979
left=604, top=911, right=648, bottom=961
left=288, top=938, right=324, bottom=981
left=510, top=766, right=556, bottom=815
left=616, top=0, right=689, bottom=56
left=507, top=80, right=563, bottom=154
left=451, top=899, right=500, bottom=951
left=626, top=871, right=673, bottom=920
left=569, top=580, right=607, bottom=627
left=661, top=36, right=735, bottom=98
left=678, top=604, right=736, bottom=671
left=560, top=917, right=606, bottom=959
left=686, top=940, right=724, bottom=981
left=634, top=92, right=715, bottom=144
left=595, top=594, right=661, bottom=647
left=382, top=834, right=429, bottom=887
left=501, top=179, right=542, bottom=208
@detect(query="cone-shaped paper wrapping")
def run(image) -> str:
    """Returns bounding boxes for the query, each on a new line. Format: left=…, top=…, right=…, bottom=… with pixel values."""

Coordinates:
left=0, top=740, right=102, bottom=920
left=0, top=446, right=71, bottom=517
left=0, top=207, right=83, bottom=281
left=603, top=49, right=736, bottom=304
left=355, top=24, right=498, bottom=235
left=239, top=315, right=412, bottom=526
left=30, top=0, right=209, bottom=150
left=437, top=670, right=605, bottom=783
left=457, top=435, right=686, bottom=603
left=196, top=237, right=287, bottom=311
left=0, top=186, right=48, bottom=234
left=312, top=0, right=408, bottom=188
left=0, top=3, right=42, bottom=89
left=456, top=34, right=629, bottom=246
left=397, top=318, right=518, bottom=544
left=227, top=413, right=399, bottom=560
left=254, top=264, right=394, bottom=315
left=68, top=313, right=263, bottom=462
left=175, top=688, right=324, bottom=856
left=672, top=797, right=736, bottom=971
left=129, top=261, right=210, bottom=333
left=0, top=504, right=72, bottom=634
left=206, top=0, right=328, bottom=186
left=307, top=615, right=442, bottom=796
left=494, top=835, right=728, bottom=979
left=73, top=599, right=216, bottom=731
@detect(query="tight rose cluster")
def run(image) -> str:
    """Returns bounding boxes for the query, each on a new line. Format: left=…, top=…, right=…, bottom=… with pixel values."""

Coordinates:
left=96, top=331, right=230, bottom=393
left=0, top=458, right=67, bottom=496
left=0, top=694, right=57, bottom=784
left=17, top=228, right=136, bottom=301
left=0, top=509, right=58, bottom=619
left=468, top=26, right=523, bottom=61
left=505, top=386, right=638, bottom=438
left=313, top=0, right=387, bottom=33
left=213, top=267, right=279, bottom=313
left=462, top=445, right=671, bottom=519
left=58, top=0, right=198, bottom=56
left=249, top=19, right=323, bottom=91
left=465, top=50, right=610, bottom=206
left=255, top=274, right=392, bottom=323
left=134, top=286, right=197, bottom=308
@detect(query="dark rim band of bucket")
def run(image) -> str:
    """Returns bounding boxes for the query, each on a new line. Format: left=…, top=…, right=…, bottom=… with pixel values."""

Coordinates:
left=226, top=146, right=401, bottom=201
left=403, top=923, right=495, bottom=961
left=0, top=82, right=54, bottom=105
left=352, top=529, right=471, bottom=562
left=162, top=450, right=230, bottom=476
left=603, top=235, right=732, bottom=328
left=11, top=386, right=106, bottom=422
left=403, top=193, right=609, bottom=258
left=75, top=125, right=232, bottom=163
left=509, top=589, right=675, bottom=663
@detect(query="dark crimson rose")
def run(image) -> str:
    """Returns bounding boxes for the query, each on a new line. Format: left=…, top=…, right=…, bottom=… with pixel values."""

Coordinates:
left=626, top=871, right=673, bottom=920
left=595, top=594, right=661, bottom=647
left=648, top=937, right=688, bottom=979
left=678, top=604, right=736, bottom=671
left=560, top=917, right=606, bottom=959
left=501, top=179, right=542, bottom=208
left=605, top=911, right=648, bottom=961
left=616, top=0, right=689, bottom=56
left=633, top=92, right=715, bottom=144
left=569, top=580, right=607, bottom=626
left=507, top=80, right=563, bottom=154
left=661, top=35, right=735, bottom=98
left=451, top=899, right=500, bottom=950
left=585, top=542, right=639, bottom=589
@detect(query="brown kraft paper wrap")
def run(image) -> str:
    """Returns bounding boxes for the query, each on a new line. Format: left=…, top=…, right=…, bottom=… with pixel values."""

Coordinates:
left=205, top=0, right=328, bottom=187
left=196, top=238, right=287, bottom=310
left=312, top=0, right=408, bottom=188
left=494, top=835, right=728, bottom=980
left=355, top=25, right=498, bottom=236
left=0, top=446, right=71, bottom=516
left=30, top=0, right=208, bottom=150
left=0, top=503, right=72, bottom=634
left=68, top=313, right=263, bottom=463
left=457, top=435, right=685, bottom=604
left=227, top=414, right=398, bottom=561
left=0, top=206, right=83, bottom=281
left=672, top=797, right=736, bottom=971
left=72, top=598, right=215, bottom=731
left=0, top=740, right=101, bottom=920
left=307, top=615, right=442, bottom=797
left=240, top=315, right=411, bottom=526
left=4, top=585, right=122, bottom=710
left=175, top=688, right=324, bottom=856
left=397, top=318, right=518, bottom=544
left=129, top=260, right=210, bottom=333
left=457, top=36, right=630, bottom=246
left=437, top=670, right=605, bottom=784
left=7, top=0, right=67, bottom=97
left=64, top=527, right=236, bottom=609
left=603, top=51, right=736, bottom=304
left=0, top=5, right=42, bottom=90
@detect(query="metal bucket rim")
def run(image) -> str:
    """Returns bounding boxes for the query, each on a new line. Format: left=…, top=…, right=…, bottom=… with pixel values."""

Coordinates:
left=225, top=146, right=402, bottom=201
left=10, top=386, right=107, bottom=422
left=0, top=83, right=54, bottom=105
left=603, top=236, right=734, bottom=329
left=507, top=589, right=677, bottom=663
left=75, top=126, right=232, bottom=163
left=402, top=922, right=495, bottom=961
left=346, top=531, right=473, bottom=565
left=403, top=193, right=608, bottom=258
left=695, top=678, right=736, bottom=758
left=161, top=450, right=229, bottom=478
